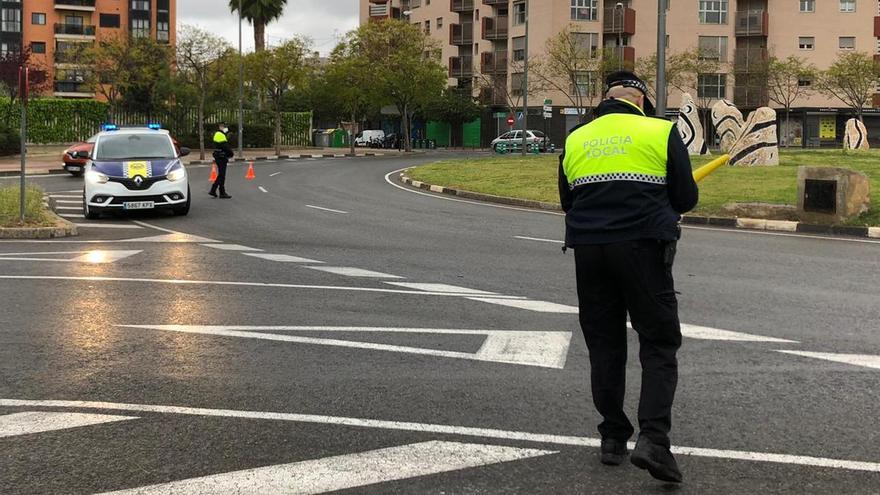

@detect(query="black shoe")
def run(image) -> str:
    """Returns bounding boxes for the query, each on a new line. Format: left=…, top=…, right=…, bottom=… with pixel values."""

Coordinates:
left=600, top=438, right=628, bottom=466
left=208, top=190, right=218, bottom=198
left=219, top=193, right=232, bottom=199
left=630, top=437, right=682, bottom=483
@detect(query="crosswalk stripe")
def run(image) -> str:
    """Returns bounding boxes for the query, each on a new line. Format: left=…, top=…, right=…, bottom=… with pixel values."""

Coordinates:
left=306, top=266, right=403, bottom=279
left=242, top=253, right=323, bottom=263
left=60, top=214, right=85, bottom=218
left=55, top=206, right=83, bottom=211
left=777, top=351, right=880, bottom=370
left=98, top=441, right=556, bottom=494
left=48, top=195, right=81, bottom=199
left=0, top=411, right=136, bottom=438
left=73, top=223, right=144, bottom=230
left=54, top=200, right=81, bottom=204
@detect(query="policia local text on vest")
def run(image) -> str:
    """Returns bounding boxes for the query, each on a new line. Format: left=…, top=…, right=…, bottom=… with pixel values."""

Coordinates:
left=558, top=71, right=698, bottom=483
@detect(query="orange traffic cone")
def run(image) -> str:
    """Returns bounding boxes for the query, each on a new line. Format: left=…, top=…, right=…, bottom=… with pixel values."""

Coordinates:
left=209, top=162, right=218, bottom=182
left=245, top=162, right=256, bottom=181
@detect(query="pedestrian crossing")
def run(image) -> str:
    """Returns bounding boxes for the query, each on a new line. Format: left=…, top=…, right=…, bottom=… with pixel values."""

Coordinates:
left=47, top=192, right=144, bottom=230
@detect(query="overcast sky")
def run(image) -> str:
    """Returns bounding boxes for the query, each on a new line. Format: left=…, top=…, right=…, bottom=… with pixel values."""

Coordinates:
left=178, top=0, right=360, bottom=55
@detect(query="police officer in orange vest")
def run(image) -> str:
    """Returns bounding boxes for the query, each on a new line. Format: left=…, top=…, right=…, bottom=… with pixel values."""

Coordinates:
left=559, top=71, right=698, bottom=483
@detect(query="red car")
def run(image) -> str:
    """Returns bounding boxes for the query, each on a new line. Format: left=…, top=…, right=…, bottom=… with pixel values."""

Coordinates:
left=63, top=132, right=181, bottom=177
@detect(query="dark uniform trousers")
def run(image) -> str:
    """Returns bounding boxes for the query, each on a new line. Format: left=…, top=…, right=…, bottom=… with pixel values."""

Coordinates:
left=211, top=156, right=228, bottom=195
left=574, top=240, right=682, bottom=449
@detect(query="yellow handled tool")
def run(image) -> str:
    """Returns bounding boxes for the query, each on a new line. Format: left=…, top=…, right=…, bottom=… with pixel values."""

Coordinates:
left=692, top=154, right=729, bottom=182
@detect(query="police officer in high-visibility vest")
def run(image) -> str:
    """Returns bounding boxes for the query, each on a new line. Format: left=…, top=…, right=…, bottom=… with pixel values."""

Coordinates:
left=210, top=122, right=234, bottom=199
left=558, top=71, right=698, bottom=483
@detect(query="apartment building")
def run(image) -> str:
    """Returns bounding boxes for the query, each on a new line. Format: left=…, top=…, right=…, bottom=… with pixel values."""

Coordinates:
left=1, top=0, right=176, bottom=99
left=361, top=0, right=880, bottom=147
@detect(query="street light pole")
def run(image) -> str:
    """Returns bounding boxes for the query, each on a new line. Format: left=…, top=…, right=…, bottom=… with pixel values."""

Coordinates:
left=655, top=0, right=667, bottom=117
left=238, top=0, right=244, bottom=157
left=520, top=0, right=529, bottom=156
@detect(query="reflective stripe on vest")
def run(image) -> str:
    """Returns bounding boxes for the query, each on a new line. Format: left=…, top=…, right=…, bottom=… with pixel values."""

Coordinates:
left=563, top=103, right=672, bottom=190
left=213, top=131, right=228, bottom=144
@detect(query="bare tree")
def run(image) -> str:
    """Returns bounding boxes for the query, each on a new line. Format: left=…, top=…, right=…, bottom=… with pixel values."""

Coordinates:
left=765, top=56, right=816, bottom=146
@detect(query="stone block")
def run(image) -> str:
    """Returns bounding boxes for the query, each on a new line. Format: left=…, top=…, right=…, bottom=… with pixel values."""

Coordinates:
left=711, top=99, right=743, bottom=153
left=729, top=107, right=779, bottom=166
left=797, top=167, right=870, bottom=224
left=721, top=202, right=799, bottom=221
left=844, top=118, right=870, bottom=151
left=677, top=93, right=709, bottom=155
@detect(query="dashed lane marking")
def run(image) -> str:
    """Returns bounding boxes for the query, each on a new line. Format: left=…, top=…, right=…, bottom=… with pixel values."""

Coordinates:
left=258, top=186, right=268, bottom=193
left=2, top=399, right=878, bottom=473
left=306, top=266, right=403, bottom=279
left=117, top=325, right=573, bottom=369
left=305, top=204, right=349, bottom=215
left=242, top=253, right=324, bottom=263
left=385, top=282, right=498, bottom=296
left=678, top=324, right=798, bottom=343
left=122, top=233, right=218, bottom=243
left=72, top=223, right=144, bottom=230
left=200, top=243, right=262, bottom=252
left=514, top=235, right=563, bottom=244
left=467, top=297, right=580, bottom=314
left=0, top=250, right=141, bottom=264
left=97, top=441, right=556, bottom=495
left=269, top=172, right=282, bottom=177
left=0, top=411, right=136, bottom=438
left=777, top=351, right=880, bottom=370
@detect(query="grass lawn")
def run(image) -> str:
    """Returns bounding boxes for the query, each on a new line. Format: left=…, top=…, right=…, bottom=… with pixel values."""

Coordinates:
left=408, top=149, right=880, bottom=226
left=0, top=185, right=55, bottom=228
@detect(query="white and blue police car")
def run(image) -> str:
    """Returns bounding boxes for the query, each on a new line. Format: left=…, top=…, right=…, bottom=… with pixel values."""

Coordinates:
left=81, top=124, right=192, bottom=219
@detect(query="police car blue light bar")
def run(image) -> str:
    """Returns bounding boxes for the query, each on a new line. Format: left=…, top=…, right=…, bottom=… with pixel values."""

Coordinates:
left=101, top=124, right=118, bottom=131
left=148, top=123, right=162, bottom=130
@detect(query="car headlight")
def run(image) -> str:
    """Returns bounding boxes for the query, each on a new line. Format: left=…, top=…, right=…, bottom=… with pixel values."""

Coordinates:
left=167, top=168, right=186, bottom=182
left=85, top=170, right=109, bottom=184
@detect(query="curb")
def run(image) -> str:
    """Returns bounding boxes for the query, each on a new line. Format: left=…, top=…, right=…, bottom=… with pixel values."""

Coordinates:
left=0, top=168, right=68, bottom=177
left=185, top=152, right=386, bottom=165
left=0, top=198, right=78, bottom=239
left=397, top=171, right=880, bottom=240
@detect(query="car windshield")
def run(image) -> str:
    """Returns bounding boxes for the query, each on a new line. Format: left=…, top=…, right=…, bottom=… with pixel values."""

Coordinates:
left=96, top=133, right=176, bottom=161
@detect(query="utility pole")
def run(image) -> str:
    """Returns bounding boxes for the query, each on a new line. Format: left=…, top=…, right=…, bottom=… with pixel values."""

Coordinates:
left=19, top=66, right=27, bottom=224
left=655, top=0, right=667, bottom=117
left=238, top=0, right=244, bottom=158
left=520, top=0, right=529, bottom=156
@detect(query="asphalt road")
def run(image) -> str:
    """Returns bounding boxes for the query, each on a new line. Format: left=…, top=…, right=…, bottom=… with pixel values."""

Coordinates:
left=0, top=154, right=878, bottom=494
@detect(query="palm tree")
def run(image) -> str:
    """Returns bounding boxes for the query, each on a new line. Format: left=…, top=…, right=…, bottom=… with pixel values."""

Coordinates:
left=229, top=0, right=288, bottom=52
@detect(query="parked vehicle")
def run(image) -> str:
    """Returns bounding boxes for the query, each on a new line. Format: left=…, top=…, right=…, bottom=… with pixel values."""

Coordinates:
left=491, top=130, right=550, bottom=152
left=62, top=133, right=99, bottom=176
left=355, top=130, right=386, bottom=147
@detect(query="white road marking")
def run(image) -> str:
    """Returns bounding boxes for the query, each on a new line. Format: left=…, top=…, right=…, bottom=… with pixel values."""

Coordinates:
left=269, top=171, right=282, bottom=177
left=678, top=324, right=798, bottom=343
left=98, top=441, right=555, bottom=495
left=3, top=399, right=878, bottom=473
left=0, top=411, right=136, bottom=438
left=0, top=250, right=141, bottom=264
left=48, top=195, right=81, bottom=199
left=467, top=297, right=580, bottom=314
left=59, top=213, right=85, bottom=218
left=200, top=243, right=262, bottom=252
left=258, top=186, right=268, bottom=193
left=514, top=235, right=564, bottom=244
left=385, top=282, right=498, bottom=295
left=119, top=325, right=573, bottom=369
left=242, top=253, right=323, bottom=263
left=123, top=233, right=218, bottom=243
left=305, top=204, right=349, bottom=214
left=307, top=266, right=403, bottom=279
left=130, top=220, right=215, bottom=240
left=0, top=275, right=527, bottom=299
left=54, top=200, right=81, bottom=204
left=777, top=351, right=880, bottom=370
left=55, top=206, right=83, bottom=210
left=683, top=225, right=880, bottom=245
left=73, top=223, right=143, bottom=229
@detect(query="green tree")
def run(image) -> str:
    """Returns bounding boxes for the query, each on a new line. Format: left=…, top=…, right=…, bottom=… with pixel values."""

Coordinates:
left=354, top=20, right=446, bottom=152
left=229, top=0, right=288, bottom=52
left=176, top=24, right=233, bottom=159
left=818, top=51, right=880, bottom=122
left=765, top=56, right=816, bottom=147
left=246, top=37, right=314, bottom=155
left=425, top=87, right=482, bottom=147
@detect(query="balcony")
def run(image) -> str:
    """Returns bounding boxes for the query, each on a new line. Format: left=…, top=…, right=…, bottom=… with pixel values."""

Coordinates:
left=451, top=0, right=476, bottom=12
left=607, top=46, right=635, bottom=66
left=479, top=86, right=508, bottom=107
left=482, top=16, right=508, bottom=40
left=874, top=16, right=880, bottom=37
left=55, top=23, right=96, bottom=37
left=482, top=0, right=508, bottom=5
left=603, top=7, right=636, bottom=35
left=481, top=51, right=508, bottom=74
left=735, top=10, right=768, bottom=37
left=449, top=55, right=474, bottom=79
left=450, top=23, right=474, bottom=45
left=55, top=0, right=96, bottom=11
left=734, top=85, right=768, bottom=109
left=733, top=47, right=768, bottom=71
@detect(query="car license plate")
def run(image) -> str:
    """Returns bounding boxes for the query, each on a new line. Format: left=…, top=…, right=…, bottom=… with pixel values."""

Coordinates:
left=123, top=201, right=154, bottom=210
left=67, top=166, right=81, bottom=172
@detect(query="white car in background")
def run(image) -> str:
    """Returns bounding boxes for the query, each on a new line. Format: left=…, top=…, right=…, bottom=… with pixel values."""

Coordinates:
left=81, top=125, right=192, bottom=219
left=491, top=130, right=550, bottom=152
left=355, top=130, right=386, bottom=147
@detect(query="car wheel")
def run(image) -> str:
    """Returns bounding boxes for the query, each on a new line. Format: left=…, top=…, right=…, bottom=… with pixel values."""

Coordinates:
left=83, top=193, right=100, bottom=220
left=173, top=186, right=191, bottom=216
left=69, top=171, right=84, bottom=178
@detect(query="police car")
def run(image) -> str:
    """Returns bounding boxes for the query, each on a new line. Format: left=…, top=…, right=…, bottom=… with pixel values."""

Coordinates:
left=80, top=124, right=191, bottom=219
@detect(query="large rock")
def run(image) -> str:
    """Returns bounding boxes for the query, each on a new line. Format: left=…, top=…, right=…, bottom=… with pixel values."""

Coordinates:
left=711, top=99, right=743, bottom=153
left=844, top=118, right=870, bottom=150
left=722, top=203, right=799, bottom=221
left=677, top=93, right=708, bottom=155
left=797, top=167, right=870, bottom=224
left=728, top=107, right=779, bottom=166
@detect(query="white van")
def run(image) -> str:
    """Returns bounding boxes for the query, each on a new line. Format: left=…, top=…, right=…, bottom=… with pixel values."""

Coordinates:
left=355, top=130, right=386, bottom=147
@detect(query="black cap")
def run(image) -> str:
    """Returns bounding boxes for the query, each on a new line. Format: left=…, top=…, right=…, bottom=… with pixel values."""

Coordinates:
left=604, top=71, right=655, bottom=115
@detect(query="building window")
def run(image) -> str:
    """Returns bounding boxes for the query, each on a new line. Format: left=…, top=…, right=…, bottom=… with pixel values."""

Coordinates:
left=131, top=18, right=150, bottom=38
left=31, top=42, right=46, bottom=54
left=513, top=1, right=526, bottom=25
left=573, top=32, right=600, bottom=58
left=157, top=21, right=169, bottom=42
left=512, top=36, right=526, bottom=62
left=697, top=73, right=727, bottom=99
left=571, top=0, right=599, bottom=21
left=511, top=72, right=525, bottom=96
left=1, top=8, right=21, bottom=33
left=839, top=0, right=856, bottom=11
left=437, top=17, right=443, bottom=29
left=100, top=14, right=121, bottom=28
left=799, top=0, right=815, bottom=12
left=698, top=1, right=727, bottom=24
left=798, top=78, right=812, bottom=87
left=32, top=13, right=47, bottom=25
left=131, top=0, right=150, bottom=11
left=0, top=42, right=20, bottom=56
left=571, top=71, right=598, bottom=96
left=839, top=36, right=855, bottom=50
left=698, top=36, right=728, bottom=62
left=798, top=36, right=814, bottom=50
left=424, top=20, right=430, bottom=34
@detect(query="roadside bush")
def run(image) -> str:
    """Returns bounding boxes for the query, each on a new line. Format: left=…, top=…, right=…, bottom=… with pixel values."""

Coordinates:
left=0, top=185, right=53, bottom=226
left=0, top=125, right=21, bottom=156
